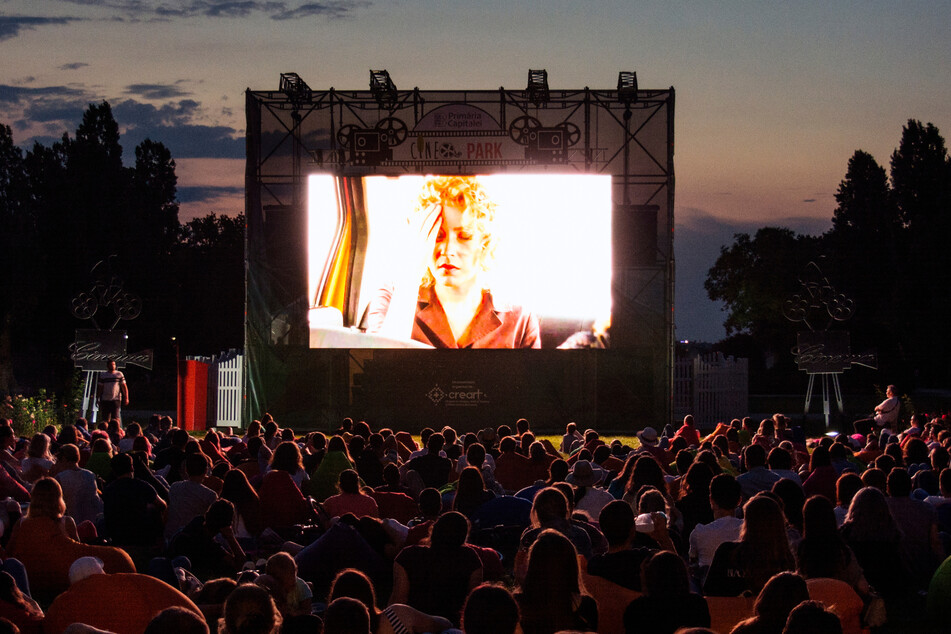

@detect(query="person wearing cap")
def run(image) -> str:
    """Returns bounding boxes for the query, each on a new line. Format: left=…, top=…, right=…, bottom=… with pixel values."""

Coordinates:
left=566, top=460, right=613, bottom=520
left=635, top=426, right=669, bottom=464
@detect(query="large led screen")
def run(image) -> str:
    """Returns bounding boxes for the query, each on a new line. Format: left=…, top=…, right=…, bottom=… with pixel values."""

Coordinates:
left=308, top=174, right=613, bottom=349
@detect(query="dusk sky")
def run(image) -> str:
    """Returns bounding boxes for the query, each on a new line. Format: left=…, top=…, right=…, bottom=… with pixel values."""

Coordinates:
left=2, top=1, right=949, bottom=342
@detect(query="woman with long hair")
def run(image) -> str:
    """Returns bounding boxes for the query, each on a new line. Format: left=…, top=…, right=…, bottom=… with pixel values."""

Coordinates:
left=676, top=461, right=714, bottom=540
left=796, top=495, right=869, bottom=596
left=622, top=550, right=710, bottom=634
left=703, top=494, right=795, bottom=596
left=329, top=568, right=452, bottom=634
left=514, top=529, right=597, bottom=634
left=268, top=441, right=309, bottom=490
left=9, top=477, right=79, bottom=542
left=452, top=466, right=494, bottom=518
left=0, top=570, right=43, bottom=634
left=21, top=434, right=54, bottom=483
left=839, top=486, right=906, bottom=600
left=391, top=511, right=482, bottom=626
left=220, top=468, right=263, bottom=540
left=730, top=571, right=810, bottom=634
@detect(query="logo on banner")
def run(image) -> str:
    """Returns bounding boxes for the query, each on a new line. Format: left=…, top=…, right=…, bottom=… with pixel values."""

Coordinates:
left=426, top=381, right=490, bottom=407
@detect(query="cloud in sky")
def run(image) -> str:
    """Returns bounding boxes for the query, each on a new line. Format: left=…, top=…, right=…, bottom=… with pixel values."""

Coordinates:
left=58, top=62, right=89, bottom=71
left=51, top=0, right=367, bottom=21
left=178, top=184, right=243, bottom=203
left=0, top=16, right=84, bottom=42
left=124, top=83, right=192, bottom=100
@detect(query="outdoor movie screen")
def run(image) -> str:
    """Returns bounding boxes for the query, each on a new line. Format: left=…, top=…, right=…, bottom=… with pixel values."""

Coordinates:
left=307, top=173, right=613, bottom=350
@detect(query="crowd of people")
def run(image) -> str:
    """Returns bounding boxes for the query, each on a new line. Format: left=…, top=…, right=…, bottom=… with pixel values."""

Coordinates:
left=0, top=406, right=949, bottom=633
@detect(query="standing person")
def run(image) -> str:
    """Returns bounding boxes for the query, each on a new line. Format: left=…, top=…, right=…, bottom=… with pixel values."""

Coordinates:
left=96, top=360, right=129, bottom=423
left=854, top=384, right=900, bottom=436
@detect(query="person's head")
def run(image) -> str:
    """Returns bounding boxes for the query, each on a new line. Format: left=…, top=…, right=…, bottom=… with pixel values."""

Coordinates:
left=771, top=478, right=806, bottom=532
left=264, top=552, right=297, bottom=592
left=598, top=499, right=635, bottom=548
left=107, top=359, right=117, bottom=372
left=547, top=458, right=569, bottom=483
left=641, top=550, right=690, bottom=597
left=417, top=488, right=442, bottom=517
left=185, top=452, right=210, bottom=479
left=782, top=600, right=843, bottom=634
left=750, top=572, right=810, bottom=627
left=768, top=447, right=793, bottom=471
left=27, top=433, right=50, bottom=458
left=26, top=477, right=66, bottom=519
left=681, top=461, right=714, bottom=499
left=710, top=473, right=741, bottom=512
left=144, top=607, right=210, bottom=634
left=843, top=486, right=901, bottom=542
left=836, top=472, right=863, bottom=509
left=801, top=494, right=839, bottom=542
left=221, top=468, right=257, bottom=507
left=415, top=176, right=497, bottom=292
left=886, top=466, right=912, bottom=498
left=205, top=499, right=236, bottom=533
left=171, top=428, right=190, bottom=448
left=454, top=466, right=486, bottom=501
left=465, top=442, right=486, bottom=469
left=221, top=583, right=281, bottom=634
left=269, top=441, right=303, bottom=474
left=426, top=432, right=445, bottom=454
left=738, top=494, right=794, bottom=591
left=530, top=487, right=570, bottom=526
left=522, top=529, right=582, bottom=601
left=744, top=443, right=767, bottom=469
left=429, top=511, right=469, bottom=550
left=329, top=568, right=377, bottom=616
left=111, top=452, right=134, bottom=477
left=886, top=384, right=896, bottom=398
left=323, top=596, right=370, bottom=634
left=59, top=443, right=81, bottom=464
left=683, top=414, right=695, bottom=428
left=861, top=467, right=887, bottom=492
left=338, top=469, right=360, bottom=495
left=463, top=584, right=520, bottom=634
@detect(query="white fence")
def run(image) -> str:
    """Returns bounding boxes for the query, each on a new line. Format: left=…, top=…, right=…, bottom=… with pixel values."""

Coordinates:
left=209, top=350, right=243, bottom=427
left=674, top=353, right=748, bottom=429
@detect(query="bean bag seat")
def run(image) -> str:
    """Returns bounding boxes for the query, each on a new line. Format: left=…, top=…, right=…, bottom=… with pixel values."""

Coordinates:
left=705, top=595, right=756, bottom=634
left=44, top=573, right=201, bottom=634
left=581, top=568, right=642, bottom=634
left=369, top=491, right=417, bottom=524
left=805, top=577, right=867, bottom=634
left=6, top=517, right=135, bottom=604
left=258, top=470, right=313, bottom=531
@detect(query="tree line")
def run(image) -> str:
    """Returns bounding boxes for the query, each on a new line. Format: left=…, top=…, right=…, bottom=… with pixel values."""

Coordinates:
left=0, top=102, right=244, bottom=406
left=706, top=120, right=951, bottom=392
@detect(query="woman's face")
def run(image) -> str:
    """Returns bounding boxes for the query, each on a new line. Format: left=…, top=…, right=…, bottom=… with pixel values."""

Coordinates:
left=429, top=202, right=484, bottom=291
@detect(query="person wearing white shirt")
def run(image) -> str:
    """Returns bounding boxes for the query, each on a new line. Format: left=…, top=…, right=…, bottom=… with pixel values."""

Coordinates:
left=689, top=473, right=743, bottom=585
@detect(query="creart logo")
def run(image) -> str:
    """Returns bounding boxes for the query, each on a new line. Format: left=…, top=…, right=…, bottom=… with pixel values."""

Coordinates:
left=427, top=386, right=446, bottom=404
left=427, top=381, right=490, bottom=407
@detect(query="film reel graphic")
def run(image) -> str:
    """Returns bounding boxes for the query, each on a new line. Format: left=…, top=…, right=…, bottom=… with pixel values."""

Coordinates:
left=376, top=118, right=407, bottom=146
left=509, top=116, right=542, bottom=145
left=509, top=117, right=581, bottom=147
left=336, top=118, right=408, bottom=150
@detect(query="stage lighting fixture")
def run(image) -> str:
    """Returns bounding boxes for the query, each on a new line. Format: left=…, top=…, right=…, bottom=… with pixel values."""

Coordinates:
left=369, top=70, right=398, bottom=108
left=526, top=69, right=550, bottom=105
left=617, top=71, right=638, bottom=104
left=279, top=73, right=312, bottom=103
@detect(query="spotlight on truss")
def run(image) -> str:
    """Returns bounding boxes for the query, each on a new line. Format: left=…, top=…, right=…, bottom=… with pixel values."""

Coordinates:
left=526, top=69, right=550, bottom=106
left=369, top=69, right=398, bottom=108
left=279, top=73, right=311, bottom=103
left=617, top=71, right=638, bottom=105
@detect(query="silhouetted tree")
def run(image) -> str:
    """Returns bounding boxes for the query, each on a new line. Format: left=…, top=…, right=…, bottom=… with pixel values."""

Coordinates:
left=705, top=227, right=821, bottom=369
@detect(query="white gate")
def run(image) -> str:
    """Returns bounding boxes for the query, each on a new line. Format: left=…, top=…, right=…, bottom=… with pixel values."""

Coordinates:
left=673, top=353, right=748, bottom=429
left=210, top=350, right=243, bottom=427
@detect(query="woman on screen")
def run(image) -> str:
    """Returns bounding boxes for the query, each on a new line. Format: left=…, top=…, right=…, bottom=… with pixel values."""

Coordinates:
left=366, top=176, right=540, bottom=348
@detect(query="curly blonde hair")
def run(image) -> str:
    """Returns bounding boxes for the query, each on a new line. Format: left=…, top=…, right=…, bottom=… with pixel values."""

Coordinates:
left=413, top=176, right=498, bottom=288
